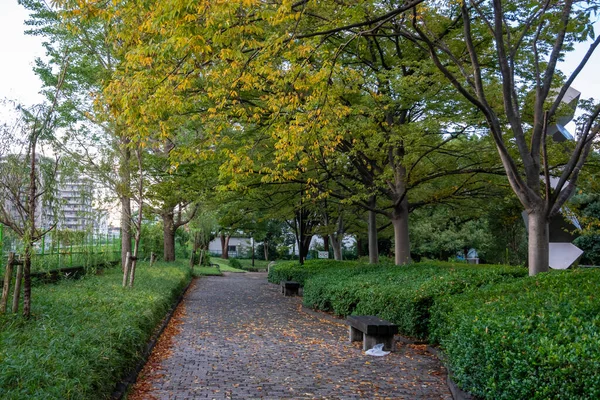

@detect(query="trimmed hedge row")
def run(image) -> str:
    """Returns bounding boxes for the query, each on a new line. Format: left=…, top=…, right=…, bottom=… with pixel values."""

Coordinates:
left=296, top=260, right=526, bottom=338
left=0, top=261, right=192, bottom=399
left=269, top=260, right=600, bottom=399
left=267, top=259, right=365, bottom=285
left=431, top=269, right=600, bottom=399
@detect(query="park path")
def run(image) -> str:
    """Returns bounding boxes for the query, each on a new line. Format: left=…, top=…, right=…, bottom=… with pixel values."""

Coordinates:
left=136, top=272, right=452, bottom=400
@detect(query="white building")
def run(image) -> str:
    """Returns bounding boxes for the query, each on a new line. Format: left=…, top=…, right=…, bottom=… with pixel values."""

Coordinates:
left=57, top=178, right=94, bottom=231
left=208, top=237, right=252, bottom=258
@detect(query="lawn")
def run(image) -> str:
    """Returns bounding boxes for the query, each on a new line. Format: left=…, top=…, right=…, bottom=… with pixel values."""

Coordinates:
left=210, top=258, right=246, bottom=272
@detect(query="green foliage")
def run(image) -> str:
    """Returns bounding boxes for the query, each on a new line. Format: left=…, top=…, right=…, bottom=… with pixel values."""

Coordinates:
left=210, top=258, right=245, bottom=273
left=297, top=261, right=526, bottom=338
left=430, top=269, right=600, bottom=399
left=228, top=258, right=242, bottom=269
left=267, top=259, right=359, bottom=285
left=140, top=222, right=164, bottom=258
left=235, top=259, right=270, bottom=272
left=574, top=235, right=600, bottom=265
left=571, top=192, right=600, bottom=265
left=193, top=267, right=222, bottom=276
left=0, top=261, right=191, bottom=399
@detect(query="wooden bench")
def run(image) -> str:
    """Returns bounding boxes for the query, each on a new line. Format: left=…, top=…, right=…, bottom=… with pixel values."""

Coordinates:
left=347, top=315, right=398, bottom=352
left=280, top=280, right=300, bottom=296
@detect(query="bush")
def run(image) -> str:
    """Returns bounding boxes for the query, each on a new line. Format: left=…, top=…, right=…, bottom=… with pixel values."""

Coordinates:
left=301, top=261, right=526, bottom=338
left=429, top=269, right=600, bottom=399
left=269, top=259, right=526, bottom=339
left=267, top=259, right=360, bottom=285
left=0, top=261, right=191, bottom=399
left=229, top=258, right=243, bottom=269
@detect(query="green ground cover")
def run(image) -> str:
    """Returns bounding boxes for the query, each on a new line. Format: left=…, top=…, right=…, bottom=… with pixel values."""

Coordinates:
left=193, top=266, right=223, bottom=276
left=210, top=258, right=245, bottom=272
left=0, top=261, right=191, bottom=399
left=269, top=260, right=600, bottom=399
left=233, top=258, right=270, bottom=271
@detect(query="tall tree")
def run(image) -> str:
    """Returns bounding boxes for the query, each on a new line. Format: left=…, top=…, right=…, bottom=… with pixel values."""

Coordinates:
left=407, top=0, right=600, bottom=274
left=23, top=0, right=135, bottom=268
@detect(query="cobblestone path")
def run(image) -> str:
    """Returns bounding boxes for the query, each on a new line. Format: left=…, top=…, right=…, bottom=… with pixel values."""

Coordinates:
left=146, top=272, right=452, bottom=399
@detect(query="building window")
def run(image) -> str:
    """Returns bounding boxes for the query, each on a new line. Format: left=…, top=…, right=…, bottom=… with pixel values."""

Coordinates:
left=227, top=245, right=237, bottom=253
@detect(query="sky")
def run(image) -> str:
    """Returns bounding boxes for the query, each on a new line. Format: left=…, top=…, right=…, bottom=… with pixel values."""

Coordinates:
left=1, top=0, right=600, bottom=114
left=0, top=0, right=46, bottom=108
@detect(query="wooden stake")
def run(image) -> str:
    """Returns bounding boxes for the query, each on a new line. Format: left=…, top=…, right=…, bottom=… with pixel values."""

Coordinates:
left=189, top=250, right=195, bottom=269
left=122, top=251, right=131, bottom=288
left=128, top=256, right=137, bottom=288
left=12, top=260, right=23, bottom=313
left=1, top=252, right=14, bottom=313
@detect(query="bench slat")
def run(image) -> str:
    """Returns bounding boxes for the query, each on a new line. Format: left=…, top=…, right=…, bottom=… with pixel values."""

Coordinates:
left=347, top=315, right=398, bottom=336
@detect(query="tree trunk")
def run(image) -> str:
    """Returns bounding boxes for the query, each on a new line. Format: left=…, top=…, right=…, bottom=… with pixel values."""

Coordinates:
left=22, top=250, right=32, bottom=317
left=120, top=196, right=131, bottom=269
left=12, top=262, right=23, bottom=314
left=221, top=234, right=230, bottom=259
left=356, top=236, right=364, bottom=257
left=330, top=234, right=343, bottom=260
left=528, top=210, right=550, bottom=276
left=391, top=198, right=411, bottom=265
left=24, top=136, right=37, bottom=318
left=263, top=240, right=269, bottom=261
left=128, top=147, right=144, bottom=288
left=162, top=212, right=176, bottom=262
left=323, top=235, right=330, bottom=252
left=120, top=141, right=132, bottom=270
left=367, top=197, right=379, bottom=264
left=1, top=253, right=14, bottom=313
left=301, top=234, right=312, bottom=261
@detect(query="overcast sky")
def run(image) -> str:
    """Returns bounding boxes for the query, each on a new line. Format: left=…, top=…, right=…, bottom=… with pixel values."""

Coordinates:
left=1, top=0, right=599, bottom=112
left=0, top=0, right=45, bottom=107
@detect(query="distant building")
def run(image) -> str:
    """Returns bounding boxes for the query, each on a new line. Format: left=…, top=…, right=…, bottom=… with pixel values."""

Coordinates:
left=208, top=237, right=252, bottom=258
left=57, top=178, right=94, bottom=231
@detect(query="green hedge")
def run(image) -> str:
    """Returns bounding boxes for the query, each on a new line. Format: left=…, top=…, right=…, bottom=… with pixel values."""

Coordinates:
left=430, top=269, right=600, bottom=400
left=267, top=259, right=362, bottom=285
left=269, top=260, right=600, bottom=397
left=298, top=261, right=526, bottom=338
left=0, top=261, right=192, bottom=399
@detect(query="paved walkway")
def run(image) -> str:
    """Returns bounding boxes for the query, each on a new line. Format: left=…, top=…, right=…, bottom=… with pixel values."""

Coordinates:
left=145, top=273, right=452, bottom=399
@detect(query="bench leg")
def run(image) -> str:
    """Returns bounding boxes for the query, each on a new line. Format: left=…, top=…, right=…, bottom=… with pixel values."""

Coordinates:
left=363, top=334, right=395, bottom=352
left=283, top=287, right=298, bottom=296
left=349, top=326, right=363, bottom=342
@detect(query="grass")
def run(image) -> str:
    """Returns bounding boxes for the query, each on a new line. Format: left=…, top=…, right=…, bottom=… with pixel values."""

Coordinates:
left=210, top=258, right=245, bottom=272
left=236, top=259, right=270, bottom=271
left=0, top=260, right=191, bottom=399
left=193, top=266, right=223, bottom=276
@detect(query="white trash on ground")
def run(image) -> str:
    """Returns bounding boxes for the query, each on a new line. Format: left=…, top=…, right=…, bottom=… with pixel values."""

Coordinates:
left=365, top=343, right=390, bottom=356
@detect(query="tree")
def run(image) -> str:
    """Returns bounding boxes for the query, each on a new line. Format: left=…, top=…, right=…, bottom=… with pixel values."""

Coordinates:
left=0, top=95, right=64, bottom=317
left=143, top=140, right=208, bottom=261
left=23, top=0, right=135, bottom=268
left=407, top=0, right=600, bottom=274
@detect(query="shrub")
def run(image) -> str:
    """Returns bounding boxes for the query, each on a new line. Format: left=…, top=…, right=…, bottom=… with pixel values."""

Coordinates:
left=430, top=269, right=600, bottom=399
left=267, top=259, right=360, bottom=285
left=0, top=261, right=191, bottom=399
left=229, top=258, right=242, bottom=269
left=299, top=261, right=526, bottom=338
